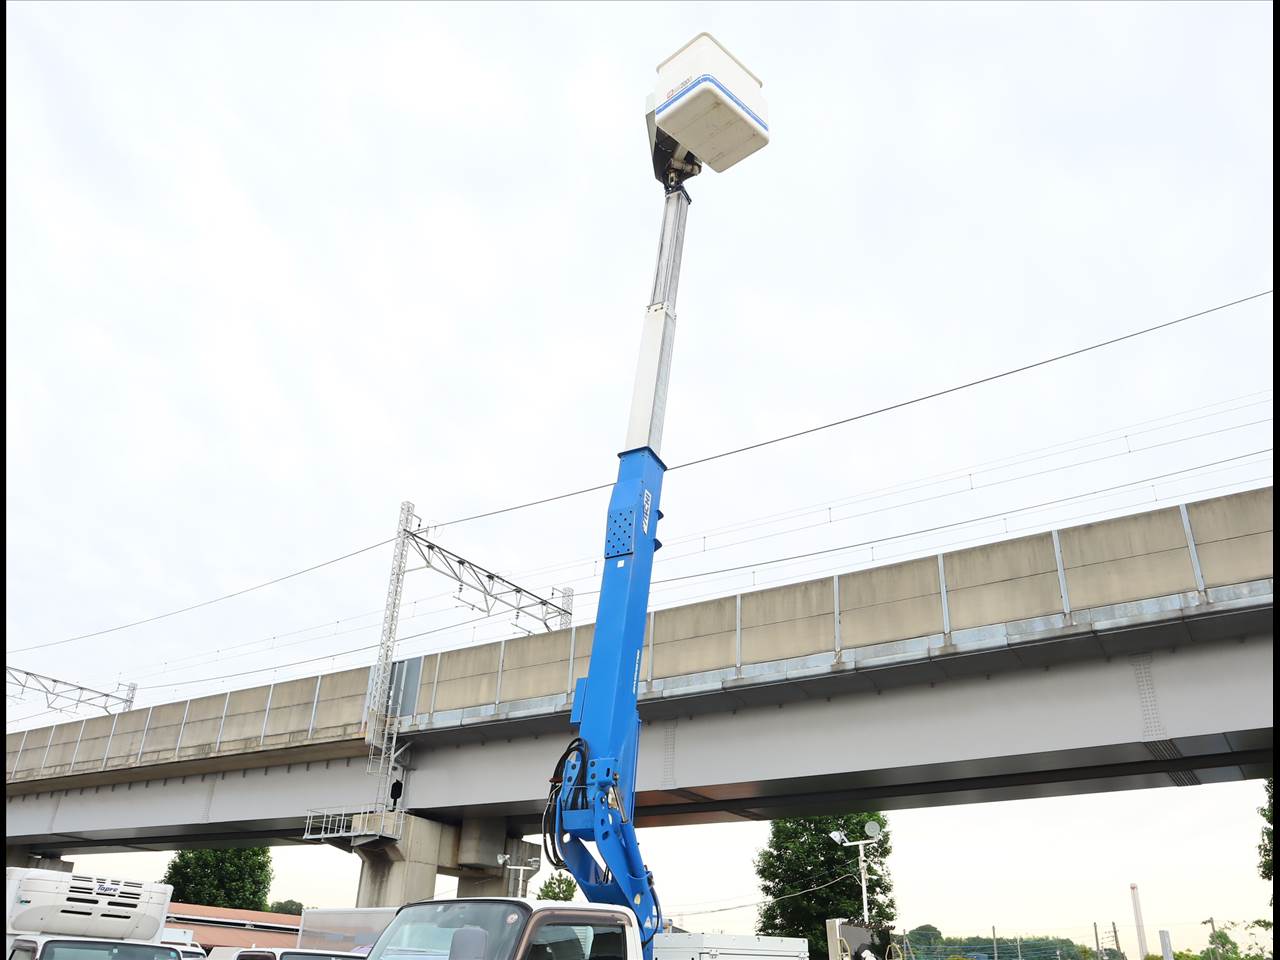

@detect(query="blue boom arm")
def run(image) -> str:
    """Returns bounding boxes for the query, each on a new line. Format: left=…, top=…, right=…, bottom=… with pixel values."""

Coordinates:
left=544, top=449, right=666, bottom=945
left=542, top=184, right=691, bottom=959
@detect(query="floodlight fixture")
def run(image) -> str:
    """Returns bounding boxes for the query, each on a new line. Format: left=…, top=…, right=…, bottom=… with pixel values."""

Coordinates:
left=828, top=825, right=882, bottom=925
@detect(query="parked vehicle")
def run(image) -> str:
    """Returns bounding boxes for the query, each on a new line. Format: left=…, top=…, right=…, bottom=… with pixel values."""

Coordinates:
left=159, top=928, right=206, bottom=959
left=360, top=899, right=807, bottom=960
left=5, top=868, right=178, bottom=960
left=233, top=948, right=363, bottom=960
left=297, top=910, right=395, bottom=957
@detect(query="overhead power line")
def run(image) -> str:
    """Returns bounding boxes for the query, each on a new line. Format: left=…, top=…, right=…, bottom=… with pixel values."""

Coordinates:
left=143, top=390, right=1272, bottom=682
left=98, top=408, right=1269, bottom=691
left=648, top=448, right=1270, bottom=585
left=433, top=290, right=1272, bottom=527
left=121, top=452, right=1268, bottom=697
left=7, top=290, right=1271, bottom=657
left=7, top=537, right=397, bottom=655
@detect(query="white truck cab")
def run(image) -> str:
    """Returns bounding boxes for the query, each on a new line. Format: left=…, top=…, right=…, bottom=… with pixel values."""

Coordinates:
left=362, top=899, right=807, bottom=960
left=8, top=935, right=182, bottom=960
left=6, top=868, right=176, bottom=960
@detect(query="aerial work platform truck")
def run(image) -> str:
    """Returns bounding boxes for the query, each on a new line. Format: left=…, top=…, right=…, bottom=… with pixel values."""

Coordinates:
left=358, top=30, right=812, bottom=960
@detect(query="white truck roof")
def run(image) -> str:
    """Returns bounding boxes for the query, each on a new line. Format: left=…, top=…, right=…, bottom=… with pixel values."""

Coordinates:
left=6, top=933, right=183, bottom=959
left=388, top=899, right=809, bottom=960
left=6, top=868, right=174, bottom=943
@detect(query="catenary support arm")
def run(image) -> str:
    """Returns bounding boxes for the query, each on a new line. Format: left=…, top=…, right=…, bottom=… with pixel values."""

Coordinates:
left=543, top=185, right=690, bottom=958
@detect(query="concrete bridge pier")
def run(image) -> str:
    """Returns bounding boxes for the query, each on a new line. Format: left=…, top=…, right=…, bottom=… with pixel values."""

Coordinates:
left=353, top=816, right=540, bottom=907
left=355, top=815, right=457, bottom=907
left=454, top=819, right=541, bottom=897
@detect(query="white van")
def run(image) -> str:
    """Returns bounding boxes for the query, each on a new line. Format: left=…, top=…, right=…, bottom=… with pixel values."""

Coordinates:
left=158, top=929, right=205, bottom=960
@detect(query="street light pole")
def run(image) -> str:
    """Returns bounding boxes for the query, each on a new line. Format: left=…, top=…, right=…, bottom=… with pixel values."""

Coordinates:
left=830, top=825, right=883, bottom=925
left=859, top=842, right=870, bottom=925
left=497, top=855, right=540, bottom=898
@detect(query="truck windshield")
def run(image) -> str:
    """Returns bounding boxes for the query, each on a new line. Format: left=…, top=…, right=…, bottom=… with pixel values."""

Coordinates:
left=42, top=944, right=181, bottom=960
left=366, top=903, right=530, bottom=960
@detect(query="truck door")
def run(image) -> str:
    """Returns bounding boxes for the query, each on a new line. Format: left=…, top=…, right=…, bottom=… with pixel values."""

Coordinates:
left=515, top=913, right=635, bottom=960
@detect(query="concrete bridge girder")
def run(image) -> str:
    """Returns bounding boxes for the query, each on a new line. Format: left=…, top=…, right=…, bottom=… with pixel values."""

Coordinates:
left=6, top=632, right=1269, bottom=861
left=9, top=489, right=1270, bottom=794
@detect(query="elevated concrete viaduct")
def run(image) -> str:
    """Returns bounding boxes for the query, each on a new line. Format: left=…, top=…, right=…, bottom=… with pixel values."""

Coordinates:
left=7, top=488, right=1274, bottom=905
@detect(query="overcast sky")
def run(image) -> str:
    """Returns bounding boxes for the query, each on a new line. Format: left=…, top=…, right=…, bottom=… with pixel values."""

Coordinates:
left=6, top=1, right=1273, bottom=955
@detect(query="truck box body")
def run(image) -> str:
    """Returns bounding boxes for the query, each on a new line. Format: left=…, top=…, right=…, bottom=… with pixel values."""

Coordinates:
left=6, top=867, right=174, bottom=946
left=653, top=933, right=809, bottom=960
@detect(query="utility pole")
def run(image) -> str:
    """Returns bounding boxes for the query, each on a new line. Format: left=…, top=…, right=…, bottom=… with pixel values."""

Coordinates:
left=1206, top=918, right=1220, bottom=960
left=993, top=927, right=998, bottom=960
left=1095, top=923, right=1103, bottom=960
left=1113, top=923, right=1124, bottom=960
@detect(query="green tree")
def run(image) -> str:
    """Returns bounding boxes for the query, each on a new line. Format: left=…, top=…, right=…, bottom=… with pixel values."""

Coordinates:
left=535, top=872, right=578, bottom=902
left=910, top=927, right=943, bottom=948
left=907, top=932, right=1088, bottom=960
left=162, top=848, right=273, bottom=911
left=1259, top=778, right=1273, bottom=905
left=269, top=899, right=305, bottom=916
left=1198, top=921, right=1273, bottom=960
left=755, top=814, right=894, bottom=960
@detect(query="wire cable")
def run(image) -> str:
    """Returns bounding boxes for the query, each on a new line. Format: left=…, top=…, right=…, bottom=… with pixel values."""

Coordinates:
left=432, top=291, right=1272, bottom=527
left=123, top=453, right=1269, bottom=696
left=111, top=409, right=1270, bottom=689
left=650, top=449, right=1270, bottom=586
left=675, top=870, right=861, bottom=917
left=127, top=392, right=1276, bottom=683
left=7, top=537, right=397, bottom=655
left=8, top=293, right=1272, bottom=657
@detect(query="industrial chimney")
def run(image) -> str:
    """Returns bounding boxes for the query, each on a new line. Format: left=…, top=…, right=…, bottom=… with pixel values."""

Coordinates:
left=1130, top=884, right=1150, bottom=959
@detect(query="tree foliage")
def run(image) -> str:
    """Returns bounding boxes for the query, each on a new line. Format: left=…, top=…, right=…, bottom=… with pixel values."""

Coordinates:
left=269, top=899, right=305, bottom=916
left=1198, top=921, right=1273, bottom=960
left=905, top=929, right=1093, bottom=960
left=755, top=814, right=894, bottom=960
left=162, top=848, right=273, bottom=911
left=910, top=927, right=943, bottom=947
left=1259, top=778, right=1273, bottom=905
left=535, top=872, right=578, bottom=902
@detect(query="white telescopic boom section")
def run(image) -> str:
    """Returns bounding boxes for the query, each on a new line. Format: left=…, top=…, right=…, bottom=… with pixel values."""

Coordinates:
left=623, top=188, right=690, bottom=457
